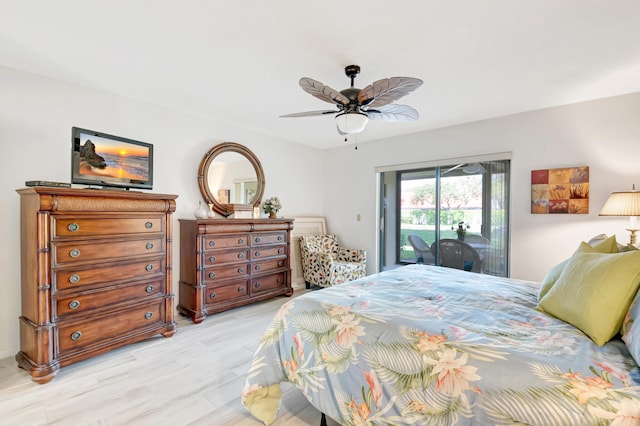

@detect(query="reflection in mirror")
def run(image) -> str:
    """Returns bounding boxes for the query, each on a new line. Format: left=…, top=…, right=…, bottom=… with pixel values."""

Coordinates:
left=198, top=142, right=265, bottom=217
left=207, top=152, right=258, bottom=205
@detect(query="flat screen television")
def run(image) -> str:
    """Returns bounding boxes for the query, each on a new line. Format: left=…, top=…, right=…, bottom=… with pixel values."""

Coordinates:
left=71, top=127, right=153, bottom=190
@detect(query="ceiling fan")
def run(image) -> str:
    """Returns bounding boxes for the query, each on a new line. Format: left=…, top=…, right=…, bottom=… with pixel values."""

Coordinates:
left=280, top=65, right=423, bottom=135
left=442, top=163, right=487, bottom=175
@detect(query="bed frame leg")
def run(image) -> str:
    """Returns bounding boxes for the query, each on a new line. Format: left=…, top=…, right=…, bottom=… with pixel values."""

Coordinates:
left=320, top=413, right=327, bottom=426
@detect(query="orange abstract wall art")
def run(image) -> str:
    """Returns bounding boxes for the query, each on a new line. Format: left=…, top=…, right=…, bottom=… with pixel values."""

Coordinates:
left=531, top=166, right=589, bottom=214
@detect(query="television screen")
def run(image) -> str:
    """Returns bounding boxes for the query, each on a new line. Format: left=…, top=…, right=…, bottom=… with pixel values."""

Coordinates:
left=71, top=127, right=153, bottom=190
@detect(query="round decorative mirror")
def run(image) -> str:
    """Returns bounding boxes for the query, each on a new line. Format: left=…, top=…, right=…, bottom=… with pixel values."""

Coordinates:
left=198, top=142, right=265, bottom=217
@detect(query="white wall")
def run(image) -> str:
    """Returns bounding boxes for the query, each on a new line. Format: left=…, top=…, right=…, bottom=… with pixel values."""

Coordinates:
left=2, top=64, right=640, bottom=360
left=0, top=66, right=324, bottom=359
left=322, top=92, right=640, bottom=282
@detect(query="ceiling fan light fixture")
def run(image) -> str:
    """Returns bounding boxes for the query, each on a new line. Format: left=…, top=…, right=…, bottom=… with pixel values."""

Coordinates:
left=335, top=112, right=369, bottom=134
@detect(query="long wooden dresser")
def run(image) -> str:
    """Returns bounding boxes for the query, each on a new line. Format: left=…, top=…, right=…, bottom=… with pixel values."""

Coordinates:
left=178, top=218, right=294, bottom=323
left=16, top=187, right=178, bottom=383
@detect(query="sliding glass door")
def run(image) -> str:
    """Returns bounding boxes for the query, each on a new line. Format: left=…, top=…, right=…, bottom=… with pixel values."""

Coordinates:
left=388, top=159, right=510, bottom=277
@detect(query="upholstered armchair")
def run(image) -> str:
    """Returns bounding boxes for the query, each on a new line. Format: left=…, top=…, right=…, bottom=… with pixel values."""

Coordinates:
left=299, top=234, right=366, bottom=288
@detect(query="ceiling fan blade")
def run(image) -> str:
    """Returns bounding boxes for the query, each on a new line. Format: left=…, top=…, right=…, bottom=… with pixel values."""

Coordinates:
left=365, top=104, right=419, bottom=122
left=357, top=77, right=423, bottom=108
left=442, top=164, right=464, bottom=175
left=299, top=77, right=350, bottom=106
left=279, top=110, right=337, bottom=118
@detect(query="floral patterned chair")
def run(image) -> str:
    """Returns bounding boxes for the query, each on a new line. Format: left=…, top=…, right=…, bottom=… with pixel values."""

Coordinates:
left=299, top=234, right=366, bottom=288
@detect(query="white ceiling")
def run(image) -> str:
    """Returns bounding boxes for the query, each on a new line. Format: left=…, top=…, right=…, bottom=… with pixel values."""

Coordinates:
left=2, top=1, right=640, bottom=149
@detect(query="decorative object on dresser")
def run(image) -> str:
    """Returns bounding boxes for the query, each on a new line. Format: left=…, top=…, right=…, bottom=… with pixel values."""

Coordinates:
left=15, top=186, right=178, bottom=384
left=178, top=218, right=294, bottom=323
left=197, top=142, right=265, bottom=218
left=262, top=196, right=282, bottom=219
left=194, top=201, right=209, bottom=219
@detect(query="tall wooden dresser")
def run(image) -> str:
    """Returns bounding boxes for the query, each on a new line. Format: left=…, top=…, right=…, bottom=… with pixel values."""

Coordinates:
left=178, top=218, right=294, bottom=323
left=16, top=187, right=178, bottom=383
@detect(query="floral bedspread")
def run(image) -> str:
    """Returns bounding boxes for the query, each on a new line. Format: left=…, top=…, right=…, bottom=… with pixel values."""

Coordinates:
left=243, top=265, right=640, bottom=425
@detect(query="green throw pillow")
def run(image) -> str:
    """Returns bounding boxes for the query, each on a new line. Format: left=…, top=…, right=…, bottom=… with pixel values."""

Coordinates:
left=537, top=235, right=619, bottom=301
left=538, top=250, right=640, bottom=346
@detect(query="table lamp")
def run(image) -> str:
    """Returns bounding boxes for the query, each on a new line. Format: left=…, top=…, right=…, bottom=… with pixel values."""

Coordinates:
left=599, top=184, right=640, bottom=245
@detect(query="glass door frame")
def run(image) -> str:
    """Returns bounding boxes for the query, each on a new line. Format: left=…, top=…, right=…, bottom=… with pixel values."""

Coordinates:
left=375, top=152, right=511, bottom=276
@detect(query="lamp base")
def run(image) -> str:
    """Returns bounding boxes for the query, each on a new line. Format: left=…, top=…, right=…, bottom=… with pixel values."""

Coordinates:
left=625, top=228, right=639, bottom=246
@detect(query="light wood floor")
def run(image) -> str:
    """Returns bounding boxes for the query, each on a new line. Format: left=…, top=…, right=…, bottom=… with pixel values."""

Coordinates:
left=0, top=293, right=340, bottom=426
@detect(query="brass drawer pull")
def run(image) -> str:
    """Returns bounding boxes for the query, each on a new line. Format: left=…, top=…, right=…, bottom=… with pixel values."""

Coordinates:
left=209, top=240, right=216, bottom=247
left=277, top=248, right=283, bottom=254
left=254, top=282, right=261, bottom=289
left=254, top=251, right=261, bottom=257
left=145, top=311, right=153, bottom=319
left=254, top=265, right=261, bottom=271
left=277, top=235, right=283, bottom=241
left=237, top=286, right=244, bottom=293
left=145, top=285, right=154, bottom=293
left=209, top=271, right=216, bottom=279
left=209, top=292, right=216, bottom=299
left=145, top=264, right=154, bottom=272
left=237, top=253, right=244, bottom=259
left=209, top=255, right=216, bottom=263
left=68, top=300, right=80, bottom=309
left=69, top=249, right=81, bottom=258
left=69, top=274, right=80, bottom=284
left=71, top=331, right=82, bottom=341
left=238, top=267, right=244, bottom=273
left=254, top=237, right=261, bottom=243
left=68, top=223, right=79, bottom=232
left=237, top=238, right=244, bottom=245
left=278, top=261, right=284, bottom=267
left=146, top=242, right=154, bottom=250
left=145, top=221, right=153, bottom=229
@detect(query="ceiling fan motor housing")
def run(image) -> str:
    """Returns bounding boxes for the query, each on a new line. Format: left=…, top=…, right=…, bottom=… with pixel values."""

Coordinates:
left=340, top=87, right=363, bottom=113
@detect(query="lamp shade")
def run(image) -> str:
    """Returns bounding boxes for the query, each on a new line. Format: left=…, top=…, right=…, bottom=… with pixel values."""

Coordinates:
left=599, top=190, right=640, bottom=217
left=335, top=112, right=368, bottom=134
left=599, top=186, right=640, bottom=245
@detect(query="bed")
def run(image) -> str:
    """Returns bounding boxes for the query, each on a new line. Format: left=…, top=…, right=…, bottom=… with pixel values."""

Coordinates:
left=242, top=259, right=640, bottom=425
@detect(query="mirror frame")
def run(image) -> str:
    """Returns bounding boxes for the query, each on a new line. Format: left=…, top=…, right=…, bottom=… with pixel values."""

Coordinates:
left=197, top=142, right=265, bottom=217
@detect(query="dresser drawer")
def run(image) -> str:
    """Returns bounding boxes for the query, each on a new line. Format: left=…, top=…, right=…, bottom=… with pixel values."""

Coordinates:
left=53, top=217, right=163, bottom=238
left=203, top=263, right=249, bottom=283
left=252, top=258, right=287, bottom=274
left=55, top=279, right=165, bottom=318
left=251, top=245, right=286, bottom=260
left=57, top=301, right=164, bottom=355
left=251, top=272, right=286, bottom=294
left=251, top=232, right=286, bottom=246
left=55, top=258, right=165, bottom=291
left=204, top=249, right=249, bottom=266
left=53, top=237, right=164, bottom=265
left=204, top=281, right=249, bottom=307
left=203, top=234, right=249, bottom=250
